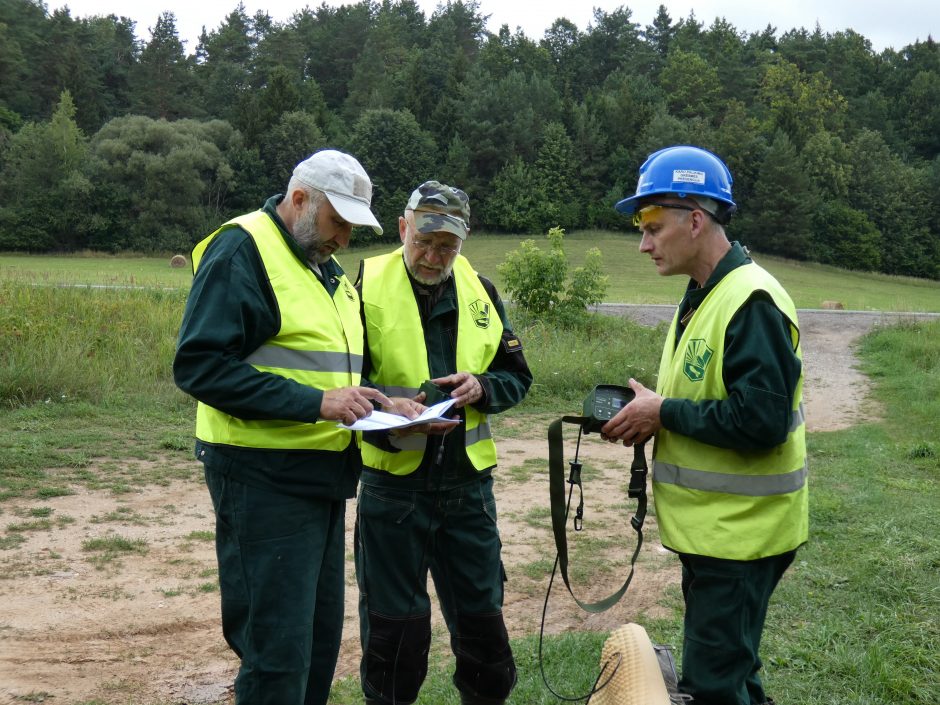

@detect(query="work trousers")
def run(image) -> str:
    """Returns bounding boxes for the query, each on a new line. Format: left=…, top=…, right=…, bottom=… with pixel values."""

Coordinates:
left=355, top=475, right=515, bottom=704
left=678, top=550, right=796, bottom=705
left=204, top=461, right=346, bottom=705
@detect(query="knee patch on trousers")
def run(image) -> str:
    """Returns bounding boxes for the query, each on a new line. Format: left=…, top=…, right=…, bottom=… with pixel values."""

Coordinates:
left=363, top=612, right=432, bottom=705
left=452, top=612, right=516, bottom=701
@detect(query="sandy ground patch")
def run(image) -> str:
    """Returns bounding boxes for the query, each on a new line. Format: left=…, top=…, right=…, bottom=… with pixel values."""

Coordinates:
left=0, top=308, right=892, bottom=704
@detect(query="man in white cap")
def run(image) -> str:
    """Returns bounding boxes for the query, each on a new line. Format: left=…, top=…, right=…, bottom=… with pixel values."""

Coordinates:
left=174, top=149, right=392, bottom=705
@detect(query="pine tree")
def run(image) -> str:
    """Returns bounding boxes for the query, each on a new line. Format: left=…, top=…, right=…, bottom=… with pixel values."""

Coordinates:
left=133, top=12, right=196, bottom=119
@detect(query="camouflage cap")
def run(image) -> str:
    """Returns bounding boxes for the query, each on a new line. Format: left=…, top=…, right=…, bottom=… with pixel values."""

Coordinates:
left=406, top=180, right=470, bottom=240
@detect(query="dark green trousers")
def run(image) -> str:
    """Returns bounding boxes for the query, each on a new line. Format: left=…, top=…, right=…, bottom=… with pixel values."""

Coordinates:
left=204, top=462, right=346, bottom=705
left=355, top=475, right=515, bottom=704
left=678, top=550, right=796, bottom=705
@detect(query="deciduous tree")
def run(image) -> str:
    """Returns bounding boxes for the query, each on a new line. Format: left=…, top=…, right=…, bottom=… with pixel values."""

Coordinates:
left=348, top=108, right=438, bottom=238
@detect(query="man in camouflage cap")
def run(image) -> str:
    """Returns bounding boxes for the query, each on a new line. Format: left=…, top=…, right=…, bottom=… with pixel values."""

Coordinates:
left=400, top=179, right=471, bottom=285
left=354, top=180, right=532, bottom=705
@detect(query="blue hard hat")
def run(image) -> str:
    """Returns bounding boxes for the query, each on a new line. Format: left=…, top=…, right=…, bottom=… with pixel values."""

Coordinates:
left=615, top=145, right=736, bottom=220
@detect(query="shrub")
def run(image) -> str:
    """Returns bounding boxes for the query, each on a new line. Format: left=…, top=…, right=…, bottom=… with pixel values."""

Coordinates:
left=498, top=227, right=608, bottom=318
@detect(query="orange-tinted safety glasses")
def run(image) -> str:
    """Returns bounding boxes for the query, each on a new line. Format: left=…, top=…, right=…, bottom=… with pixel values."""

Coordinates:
left=633, top=203, right=699, bottom=228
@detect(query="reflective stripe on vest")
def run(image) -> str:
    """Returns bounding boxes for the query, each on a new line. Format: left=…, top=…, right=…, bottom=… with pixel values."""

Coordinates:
left=653, top=262, right=809, bottom=560
left=653, top=457, right=808, bottom=496
left=191, top=210, right=363, bottom=451
left=360, top=250, right=502, bottom=475
left=244, top=346, right=363, bottom=375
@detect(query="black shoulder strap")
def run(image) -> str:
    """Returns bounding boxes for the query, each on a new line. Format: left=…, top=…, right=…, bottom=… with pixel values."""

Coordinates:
left=548, top=417, right=648, bottom=613
left=354, top=258, right=365, bottom=289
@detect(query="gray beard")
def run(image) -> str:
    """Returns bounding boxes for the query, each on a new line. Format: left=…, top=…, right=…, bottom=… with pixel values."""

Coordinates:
left=293, top=208, right=330, bottom=264
left=404, top=257, right=452, bottom=286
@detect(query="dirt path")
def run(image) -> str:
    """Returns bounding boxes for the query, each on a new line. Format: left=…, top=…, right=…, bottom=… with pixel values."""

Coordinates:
left=0, top=308, right=923, bottom=705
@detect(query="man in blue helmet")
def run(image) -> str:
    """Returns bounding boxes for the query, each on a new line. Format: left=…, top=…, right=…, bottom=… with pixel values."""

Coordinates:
left=601, top=146, right=808, bottom=705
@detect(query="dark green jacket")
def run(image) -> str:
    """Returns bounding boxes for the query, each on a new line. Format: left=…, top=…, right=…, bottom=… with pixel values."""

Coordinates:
left=659, top=241, right=803, bottom=450
left=356, top=259, right=533, bottom=490
left=173, top=196, right=359, bottom=499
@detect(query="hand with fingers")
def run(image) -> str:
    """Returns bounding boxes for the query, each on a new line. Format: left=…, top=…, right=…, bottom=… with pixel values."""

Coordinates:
left=384, top=395, right=427, bottom=419
left=319, top=386, right=392, bottom=426
left=381, top=395, right=457, bottom=436
left=392, top=392, right=460, bottom=436
left=431, top=371, right=483, bottom=409
left=600, top=378, right=663, bottom=447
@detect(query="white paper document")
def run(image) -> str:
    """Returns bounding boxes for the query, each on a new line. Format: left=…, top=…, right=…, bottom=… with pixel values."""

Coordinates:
left=339, top=398, right=458, bottom=431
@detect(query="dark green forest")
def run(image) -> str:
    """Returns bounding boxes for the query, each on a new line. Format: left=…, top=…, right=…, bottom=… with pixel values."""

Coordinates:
left=1, top=0, right=939, bottom=279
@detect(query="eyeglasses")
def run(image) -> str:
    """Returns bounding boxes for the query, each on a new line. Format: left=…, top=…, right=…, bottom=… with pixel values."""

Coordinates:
left=633, top=203, right=699, bottom=228
left=411, top=238, right=461, bottom=258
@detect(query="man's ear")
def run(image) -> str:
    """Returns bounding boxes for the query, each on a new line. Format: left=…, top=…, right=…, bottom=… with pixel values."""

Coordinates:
left=689, top=209, right=708, bottom=238
left=398, top=215, right=408, bottom=244
left=290, top=188, right=306, bottom=211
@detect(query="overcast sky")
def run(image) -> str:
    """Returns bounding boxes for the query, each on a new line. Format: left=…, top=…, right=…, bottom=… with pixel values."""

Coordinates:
left=47, top=0, right=937, bottom=54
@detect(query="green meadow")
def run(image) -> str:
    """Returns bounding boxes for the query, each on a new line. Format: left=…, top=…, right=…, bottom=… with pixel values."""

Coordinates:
left=1, top=244, right=938, bottom=704
left=4, top=230, right=940, bottom=310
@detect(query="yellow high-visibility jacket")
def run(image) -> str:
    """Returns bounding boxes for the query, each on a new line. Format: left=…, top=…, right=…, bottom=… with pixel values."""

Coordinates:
left=192, top=210, right=363, bottom=451
left=653, top=262, right=808, bottom=560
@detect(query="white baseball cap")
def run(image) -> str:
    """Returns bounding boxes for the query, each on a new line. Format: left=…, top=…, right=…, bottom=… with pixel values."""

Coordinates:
left=292, top=149, right=383, bottom=235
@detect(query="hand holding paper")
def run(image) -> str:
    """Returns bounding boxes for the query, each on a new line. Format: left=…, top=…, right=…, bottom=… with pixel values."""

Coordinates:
left=339, top=398, right=459, bottom=432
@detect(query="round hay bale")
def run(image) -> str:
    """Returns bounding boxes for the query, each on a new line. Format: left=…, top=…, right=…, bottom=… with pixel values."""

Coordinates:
left=821, top=300, right=845, bottom=310
left=170, top=254, right=188, bottom=268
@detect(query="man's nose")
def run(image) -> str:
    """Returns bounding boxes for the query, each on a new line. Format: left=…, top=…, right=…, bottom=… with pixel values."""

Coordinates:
left=335, top=225, right=353, bottom=249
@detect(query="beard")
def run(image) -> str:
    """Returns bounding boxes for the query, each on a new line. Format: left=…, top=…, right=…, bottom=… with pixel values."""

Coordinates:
left=404, top=255, right=454, bottom=286
left=293, top=205, right=330, bottom=264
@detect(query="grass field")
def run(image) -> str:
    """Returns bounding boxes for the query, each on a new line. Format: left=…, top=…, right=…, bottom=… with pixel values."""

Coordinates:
left=1, top=251, right=938, bottom=703
left=4, top=229, right=940, bottom=311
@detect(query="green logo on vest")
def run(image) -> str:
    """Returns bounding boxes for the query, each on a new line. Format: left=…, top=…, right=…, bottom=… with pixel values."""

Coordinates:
left=683, top=339, right=714, bottom=382
left=469, top=299, right=490, bottom=328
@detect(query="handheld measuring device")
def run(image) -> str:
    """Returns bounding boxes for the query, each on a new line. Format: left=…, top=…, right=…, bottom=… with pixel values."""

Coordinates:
left=580, top=384, right=636, bottom=433
left=418, top=379, right=451, bottom=405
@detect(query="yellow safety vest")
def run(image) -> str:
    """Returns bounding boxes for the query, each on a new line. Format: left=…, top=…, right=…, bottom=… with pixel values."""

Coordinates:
left=653, top=262, right=808, bottom=560
left=360, top=249, right=502, bottom=475
left=191, top=210, right=363, bottom=451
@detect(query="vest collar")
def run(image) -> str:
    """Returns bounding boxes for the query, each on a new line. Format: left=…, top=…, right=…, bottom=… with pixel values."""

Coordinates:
left=684, top=241, right=751, bottom=307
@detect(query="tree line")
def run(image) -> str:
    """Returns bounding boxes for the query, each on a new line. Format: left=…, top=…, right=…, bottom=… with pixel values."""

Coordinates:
left=1, top=0, right=939, bottom=279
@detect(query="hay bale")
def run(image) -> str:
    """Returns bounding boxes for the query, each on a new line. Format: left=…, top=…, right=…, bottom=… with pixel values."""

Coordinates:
left=170, top=254, right=188, bottom=268
left=821, top=300, right=845, bottom=310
